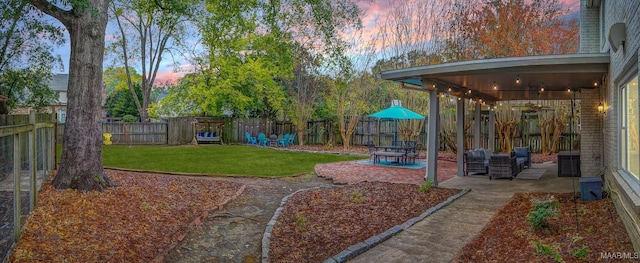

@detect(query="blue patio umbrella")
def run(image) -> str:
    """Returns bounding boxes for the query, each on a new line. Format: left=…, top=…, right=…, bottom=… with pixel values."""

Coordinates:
left=369, top=105, right=425, bottom=120
left=369, top=105, right=425, bottom=143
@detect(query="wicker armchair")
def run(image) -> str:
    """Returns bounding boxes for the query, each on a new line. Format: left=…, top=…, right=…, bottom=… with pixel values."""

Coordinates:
left=489, top=152, right=517, bottom=180
left=513, top=147, right=531, bottom=169
left=465, top=149, right=489, bottom=176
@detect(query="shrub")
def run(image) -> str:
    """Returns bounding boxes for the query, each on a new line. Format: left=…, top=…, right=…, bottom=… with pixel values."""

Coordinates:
left=122, top=114, right=138, bottom=122
left=533, top=240, right=563, bottom=262
left=572, top=246, right=589, bottom=259
left=419, top=179, right=434, bottom=192
left=527, top=195, right=560, bottom=229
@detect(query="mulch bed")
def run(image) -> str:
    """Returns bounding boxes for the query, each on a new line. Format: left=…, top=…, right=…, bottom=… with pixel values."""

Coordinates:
left=268, top=181, right=461, bottom=262
left=454, top=192, right=635, bottom=262
left=9, top=171, right=244, bottom=262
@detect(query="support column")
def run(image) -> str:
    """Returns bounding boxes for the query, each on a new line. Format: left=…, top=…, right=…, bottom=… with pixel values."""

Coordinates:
left=474, top=102, right=481, bottom=149
left=488, top=104, right=496, bottom=152
left=457, top=98, right=465, bottom=176
left=425, top=89, right=439, bottom=185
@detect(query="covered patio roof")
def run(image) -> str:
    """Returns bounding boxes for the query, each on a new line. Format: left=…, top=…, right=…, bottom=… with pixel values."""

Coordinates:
left=378, top=53, right=611, bottom=184
left=380, top=53, right=610, bottom=103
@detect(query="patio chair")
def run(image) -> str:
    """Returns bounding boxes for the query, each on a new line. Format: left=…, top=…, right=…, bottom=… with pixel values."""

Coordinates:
left=405, top=143, right=422, bottom=164
left=257, top=133, right=270, bottom=146
left=288, top=133, right=296, bottom=146
left=489, top=152, right=517, bottom=180
left=245, top=132, right=257, bottom=145
left=278, top=133, right=290, bottom=147
left=513, top=147, right=531, bottom=169
left=366, top=140, right=376, bottom=162
left=465, top=148, right=489, bottom=176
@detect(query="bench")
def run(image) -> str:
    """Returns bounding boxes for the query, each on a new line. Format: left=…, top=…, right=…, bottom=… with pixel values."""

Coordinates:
left=196, top=132, right=221, bottom=144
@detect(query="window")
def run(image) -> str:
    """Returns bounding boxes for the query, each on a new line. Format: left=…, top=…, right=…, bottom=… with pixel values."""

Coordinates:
left=621, top=76, right=639, bottom=179
left=57, top=109, right=66, bottom=124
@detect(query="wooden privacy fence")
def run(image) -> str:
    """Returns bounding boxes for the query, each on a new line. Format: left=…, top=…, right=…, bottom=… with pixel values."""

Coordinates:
left=58, top=122, right=170, bottom=145
left=51, top=116, right=579, bottom=153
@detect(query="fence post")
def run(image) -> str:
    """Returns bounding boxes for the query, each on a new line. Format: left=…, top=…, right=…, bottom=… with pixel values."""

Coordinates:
left=29, top=111, right=37, bottom=210
left=13, top=132, right=21, bottom=242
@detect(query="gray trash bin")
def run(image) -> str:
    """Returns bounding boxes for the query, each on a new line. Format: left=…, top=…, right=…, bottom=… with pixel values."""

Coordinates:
left=579, top=177, right=602, bottom=201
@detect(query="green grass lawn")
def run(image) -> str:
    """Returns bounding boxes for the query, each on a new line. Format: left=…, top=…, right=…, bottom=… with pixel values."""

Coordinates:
left=97, top=145, right=364, bottom=177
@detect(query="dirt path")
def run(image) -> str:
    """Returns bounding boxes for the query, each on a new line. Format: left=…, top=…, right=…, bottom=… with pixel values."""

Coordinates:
left=163, top=174, right=334, bottom=263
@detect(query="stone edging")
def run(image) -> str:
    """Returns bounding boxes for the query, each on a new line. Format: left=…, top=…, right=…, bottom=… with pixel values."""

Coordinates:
left=151, top=184, right=247, bottom=263
left=261, top=186, right=471, bottom=263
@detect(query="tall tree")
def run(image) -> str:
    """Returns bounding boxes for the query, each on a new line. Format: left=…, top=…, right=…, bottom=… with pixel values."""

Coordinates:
left=28, top=0, right=114, bottom=191
left=107, top=0, right=195, bottom=122
left=284, top=45, right=324, bottom=146
left=374, top=0, right=451, bottom=71
left=444, top=0, right=579, bottom=61
left=0, top=0, right=63, bottom=113
left=327, top=38, right=377, bottom=150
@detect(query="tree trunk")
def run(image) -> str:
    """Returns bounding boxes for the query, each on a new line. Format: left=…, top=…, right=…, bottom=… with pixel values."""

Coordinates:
left=48, top=0, right=114, bottom=192
left=296, top=128, right=304, bottom=146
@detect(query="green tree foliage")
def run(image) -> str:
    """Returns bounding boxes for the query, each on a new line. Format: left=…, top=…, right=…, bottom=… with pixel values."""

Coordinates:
left=155, top=0, right=362, bottom=120
left=0, top=69, right=58, bottom=112
left=0, top=0, right=64, bottom=112
left=103, top=66, right=142, bottom=97
left=148, top=74, right=203, bottom=117
left=105, top=83, right=142, bottom=118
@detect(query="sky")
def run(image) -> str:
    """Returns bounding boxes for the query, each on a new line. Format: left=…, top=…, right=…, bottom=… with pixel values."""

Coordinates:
left=50, top=0, right=581, bottom=85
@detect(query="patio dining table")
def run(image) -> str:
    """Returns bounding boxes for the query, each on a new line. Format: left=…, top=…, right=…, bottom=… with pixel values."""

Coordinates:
left=372, top=145, right=416, bottom=165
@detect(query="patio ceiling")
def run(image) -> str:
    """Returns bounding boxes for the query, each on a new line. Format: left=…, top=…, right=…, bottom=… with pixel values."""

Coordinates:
left=380, top=53, right=610, bottom=104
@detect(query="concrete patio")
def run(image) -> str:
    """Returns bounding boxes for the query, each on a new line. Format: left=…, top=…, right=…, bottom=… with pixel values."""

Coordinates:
left=349, top=162, right=579, bottom=263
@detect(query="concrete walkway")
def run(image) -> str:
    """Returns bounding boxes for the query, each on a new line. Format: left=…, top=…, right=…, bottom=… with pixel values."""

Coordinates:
left=351, top=163, right=580, bottom=263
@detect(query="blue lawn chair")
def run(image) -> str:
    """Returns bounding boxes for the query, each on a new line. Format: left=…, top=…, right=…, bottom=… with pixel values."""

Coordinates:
left=257, top=133, right=270, bottom=146
left=245, top=132, right=257, bottom=145
left=278, top=133, right=290, bottom=147
left=288, top=132, right=296, bottom=146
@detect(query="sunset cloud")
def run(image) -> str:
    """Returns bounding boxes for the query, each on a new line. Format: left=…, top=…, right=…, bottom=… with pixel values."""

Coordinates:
left=50, top=0, right=581, bottom=84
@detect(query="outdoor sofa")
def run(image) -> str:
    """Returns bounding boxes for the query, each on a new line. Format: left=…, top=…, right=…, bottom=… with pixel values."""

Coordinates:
left=465, top=148, right=490, bottom=176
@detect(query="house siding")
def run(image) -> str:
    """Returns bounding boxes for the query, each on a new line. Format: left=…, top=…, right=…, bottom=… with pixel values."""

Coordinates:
left=579, top=0, right=600, bottom=53
left=580, top=88, right=604, bottom=177
left=602, top=0, right=640, bottom=252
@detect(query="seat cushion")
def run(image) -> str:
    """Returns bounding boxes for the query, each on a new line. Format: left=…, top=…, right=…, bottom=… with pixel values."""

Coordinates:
left=472, top=149, right=485, bottom=159
left=514, top=147, right=529, bottom=157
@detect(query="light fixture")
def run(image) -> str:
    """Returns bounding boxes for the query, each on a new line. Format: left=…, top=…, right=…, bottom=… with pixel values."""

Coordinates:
left=594, top=80, right=598, bottom=87
left=540, top=87, right=545, bottom=92
left=457, top=97, right=461, bottom=101
left=468, top=89, right=472, bottom=94
left=608, top=23, right=626, bottom=53
left=493, top=82, right=497, bottom=90
left=432, top=83, right=436, bottom=89
left=448, top=87, right=452, bottom=92
left=598, top=102, right=605, bottom=113
left=515, top=76, right=521, bottom=84
left=567, top=88, right=571, bottom=92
